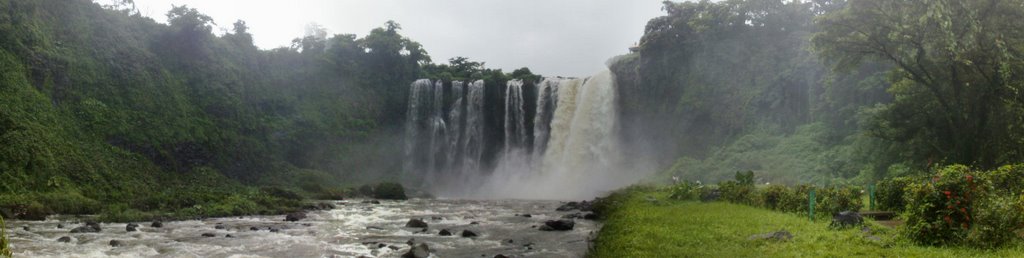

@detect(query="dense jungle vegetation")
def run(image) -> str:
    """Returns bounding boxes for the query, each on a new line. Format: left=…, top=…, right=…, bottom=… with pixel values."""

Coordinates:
left=616, top=0, right=1024, bottom=185
left=0, top=0, right=536, bottom=221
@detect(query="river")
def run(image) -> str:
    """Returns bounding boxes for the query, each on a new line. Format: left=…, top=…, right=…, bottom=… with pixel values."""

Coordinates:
left=5, top=199, right=598, bottom=257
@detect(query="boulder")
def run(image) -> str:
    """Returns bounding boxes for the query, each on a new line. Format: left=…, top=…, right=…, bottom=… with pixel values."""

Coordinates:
left=57, top=223, right=64, bottom=229
left=70, top=222, right=102, bottom=233
left=401, top=243, right=430, bottom=258
left=126, top=223, right=139, bottom=232
left=57, top=236, right=72, bottom=243
left=539, top=220, right=574, bottom=231
left=748, top=230, right=793, bottom=241
left=250, top=226, right=259, bottom=231
left=461, top=230, right=478, bottom=237
left=150, top=221, right=163, bottom=228
left=285, top=211, right=307, bottom=222
left=373, top=182, right=408, bottom=200
left=214, top=225, right=225, bottom=230
left=22, top=226, right=29, bottom=231
left=405, top=218, right=428, bottom=228
left=109, top=240, right=123, bottom=247
left=556, top=202, right=580, bottom=211
left=556, top=200, right=594, bottom=211
left=439, top=229, right=452, bottom=236
left=226, top=234, right=234, bottom=238
left=202, top=233, right=216, bottom=237
left=830, top=211, right=864, bottom=228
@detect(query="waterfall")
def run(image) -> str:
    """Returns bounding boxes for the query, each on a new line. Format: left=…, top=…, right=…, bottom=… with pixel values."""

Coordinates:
left=461, top=80, right=485, bottom=174
left=404, top=68, right=630, bottom=199
left=446, top=81, right=465, bottom=170
left=532, top=78, right=560, bottom=160
left=504, top=80, right=527, bottom=151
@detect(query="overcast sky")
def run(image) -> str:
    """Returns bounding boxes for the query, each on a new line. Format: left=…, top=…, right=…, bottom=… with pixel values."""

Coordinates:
left=128, top=0, right=666, bottom=77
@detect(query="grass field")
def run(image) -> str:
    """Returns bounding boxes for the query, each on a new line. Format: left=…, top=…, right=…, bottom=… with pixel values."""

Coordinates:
left=588, top=187, right=1024, bottom=257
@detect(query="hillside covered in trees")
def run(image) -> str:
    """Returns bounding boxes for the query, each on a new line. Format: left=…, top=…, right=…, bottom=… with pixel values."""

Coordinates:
left=0, top=0, right=538, bottom=219
left=615, top=0, right=1024, bottom=185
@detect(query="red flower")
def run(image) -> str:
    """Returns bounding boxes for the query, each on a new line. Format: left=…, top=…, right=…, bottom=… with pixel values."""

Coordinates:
left=943, top=190, right=952, bottom=196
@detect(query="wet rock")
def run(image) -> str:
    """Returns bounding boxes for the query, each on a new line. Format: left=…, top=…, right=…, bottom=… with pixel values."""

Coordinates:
left=517, top=214, right=532, bottom=218
left=57, top=236, right=72, bottom=243
left=22, top=226, right=29, bottom=231
left=405, top=218, right=428, bottom=228
left=150, top=221, right=163, bottom=228
left=269, top=228, right=280, bottom=233
left=401, top=243, right=430, bottom=258
left=285, top=211, right=307, bottom=222
left=583, top=213, right=599, bottom=220
left=439, top=229, right=452, bottom=236
left=70, top=222, right=102, bottom=233
left=302, top=223, right=312, bottom=227
left=214, top=225, right=225, bottom=230
left=539, top=220, right=575, bottom=231
left=506, top=239, right=514, bottom=244
left=250, top=226, right=259, bottom=231
left=461, top=230, right=479, bottom=237
left=406, top=238, right=415, bottom=246
left=562, top=213, right=582, bottom=219
left=57, top=223, right=64, bottom=229
left=388, top=245, right=401, bottom=250
left=494, top=255, right=510, bottom=258
left=830, top=211, right=863, bottom=228
left=748, top=230, right=793, bottom=241
left=469, top=221, right=480, bottom=225
left=431, top=216, right=443, bottom=221
left=109, top=240, right=124, bottom=247
left=366, top=226, right=385, bottom=230
left=202, top=233, right=216, bottom=237
left=556, top=201, right=594, bottom=212
left=126, top=223, right=139, bottom=232
left=362, top=200, right=381, bottom=204
left=226, top=234, right=234, bottom=238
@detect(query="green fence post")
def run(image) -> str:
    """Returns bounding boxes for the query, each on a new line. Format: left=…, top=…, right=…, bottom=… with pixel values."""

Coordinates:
left=809, top=189, right=816, bottom=222
left=869, top=184, right=876, bottom=211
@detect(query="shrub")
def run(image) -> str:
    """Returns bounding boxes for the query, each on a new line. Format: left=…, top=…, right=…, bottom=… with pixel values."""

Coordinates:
left=668, top=181, right=703, bottom=201
left=903, top=165, right=980, bottom=246
left=967, top=195, right=1024, bottom=248
left=817, top=186, right=863, bottom=214
left=1, top=213, right=10, bottom=257
left=373, top=182, right=407, bottom=200
left=719, top=181, right=756, bottom=205
left=758, top=184, right=793, bottom=210
left=876, top=176, right=914, bottom=212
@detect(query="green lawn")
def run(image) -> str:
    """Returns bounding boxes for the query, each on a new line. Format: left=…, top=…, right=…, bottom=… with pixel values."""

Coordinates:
left=589, top=188, right=1024, bottom=257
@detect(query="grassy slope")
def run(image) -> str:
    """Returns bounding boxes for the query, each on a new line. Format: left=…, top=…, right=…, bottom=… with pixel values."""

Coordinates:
left=589, top=188, right=1024, bottom=257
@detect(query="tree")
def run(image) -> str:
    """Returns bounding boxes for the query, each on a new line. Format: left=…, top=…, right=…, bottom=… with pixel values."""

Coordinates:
left=813, top=0, right=1024, bottom=168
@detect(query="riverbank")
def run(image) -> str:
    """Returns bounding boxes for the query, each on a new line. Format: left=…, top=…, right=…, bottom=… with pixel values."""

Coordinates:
left=588, top=186, right=1024, bottom=257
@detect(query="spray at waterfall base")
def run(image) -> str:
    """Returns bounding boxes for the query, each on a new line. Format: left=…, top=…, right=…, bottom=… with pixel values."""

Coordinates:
left=404, top=68, right=640, bottom=200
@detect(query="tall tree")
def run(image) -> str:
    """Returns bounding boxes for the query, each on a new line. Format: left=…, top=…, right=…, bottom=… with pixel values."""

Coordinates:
left=813, top=0, right=1024, bottom=168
